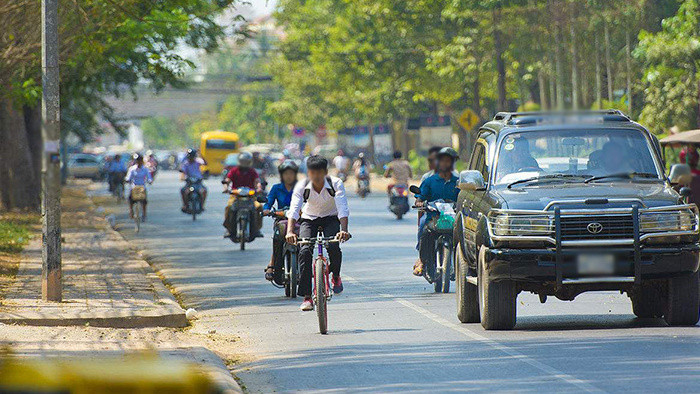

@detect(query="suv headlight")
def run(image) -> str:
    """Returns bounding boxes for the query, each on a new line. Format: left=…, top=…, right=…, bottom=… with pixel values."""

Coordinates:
left=640, top=208, right=698, bottom=233
left=489, top=213, right=554, bottom=236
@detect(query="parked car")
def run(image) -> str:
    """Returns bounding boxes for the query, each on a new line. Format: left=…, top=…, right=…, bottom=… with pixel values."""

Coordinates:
left=454, top=110, right=699, bottom=330
left=67, top=154, right=102, bottom=180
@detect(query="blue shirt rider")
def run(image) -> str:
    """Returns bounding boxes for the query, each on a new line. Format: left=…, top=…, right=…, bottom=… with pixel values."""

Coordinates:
left=263, top=160, right=299, bottom=283
left=414, top=147, right=459, bottom=277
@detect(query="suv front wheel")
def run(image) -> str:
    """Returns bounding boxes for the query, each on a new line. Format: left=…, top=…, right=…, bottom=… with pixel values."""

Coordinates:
left=478, top=246, right=517, bottom=330
left=456, top=242, right=479, bottom=323
left=664, top=271, right=699, bottom=326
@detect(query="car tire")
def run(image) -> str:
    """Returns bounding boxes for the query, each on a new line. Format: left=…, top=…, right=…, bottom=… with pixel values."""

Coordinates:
left=456, top=242, right=479, bottom=323
left=478, top=246, right=516, bottom=330
left=664, top=271, right=699, bottom=326
left=630, top=284, right=664, bottom=319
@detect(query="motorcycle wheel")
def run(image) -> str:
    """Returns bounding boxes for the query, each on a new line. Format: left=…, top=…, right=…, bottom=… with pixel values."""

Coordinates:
left=239, top=219, right=247, bottom=250
left=441, top=243, right=452, bottom=294
left=433, top=244, right=443, bottom=293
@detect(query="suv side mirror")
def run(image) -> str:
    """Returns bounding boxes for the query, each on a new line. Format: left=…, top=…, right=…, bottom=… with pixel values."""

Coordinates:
left=458, top=170, right=486, bottom=191
left=669, top=163, right=692, bottom=185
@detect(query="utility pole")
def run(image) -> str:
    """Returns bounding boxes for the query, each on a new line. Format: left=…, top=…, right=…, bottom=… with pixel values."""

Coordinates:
left=41, top=0, right=62, bottom=302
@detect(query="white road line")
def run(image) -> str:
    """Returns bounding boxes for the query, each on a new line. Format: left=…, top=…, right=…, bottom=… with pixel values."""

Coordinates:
left=345, top=275, right=603, bottom=393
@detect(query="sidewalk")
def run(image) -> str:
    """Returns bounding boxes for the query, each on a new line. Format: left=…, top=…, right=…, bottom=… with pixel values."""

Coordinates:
left=0, top=186, right=187, bottom=328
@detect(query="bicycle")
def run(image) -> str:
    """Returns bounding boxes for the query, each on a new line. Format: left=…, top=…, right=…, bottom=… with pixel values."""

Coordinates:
left=264, top=209, right=299, bottom=298
left=131, top=186, right=147, bottom=233
left=298, top=228, right=350, bottom=334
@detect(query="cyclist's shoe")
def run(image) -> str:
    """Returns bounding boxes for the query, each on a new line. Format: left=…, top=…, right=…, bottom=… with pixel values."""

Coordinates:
left=332, top=276, right=344, bottom=294
left=413, top=260, right=424, bottom=276
left=300, top=298, right=314, bottom=311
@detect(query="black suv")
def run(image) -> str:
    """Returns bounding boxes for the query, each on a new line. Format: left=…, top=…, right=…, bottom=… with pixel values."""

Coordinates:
left=454, top=110, right=700, bottom=330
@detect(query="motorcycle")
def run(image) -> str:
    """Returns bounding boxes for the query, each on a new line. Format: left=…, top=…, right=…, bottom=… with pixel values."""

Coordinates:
left=356, top=175, right=370, bottom=198
left=226, top=186, right=264, bottom=250
left=410, top=185, right=456, bottom=293
left=388, top=184, right=410, bottom=219
left=183, top=177, right=204, bottom=221
left=263, top=209, right=300, bottom=298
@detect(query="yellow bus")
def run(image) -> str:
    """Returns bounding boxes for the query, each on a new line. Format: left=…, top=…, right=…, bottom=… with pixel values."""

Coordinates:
left=199, top=131, right=240, bottom=176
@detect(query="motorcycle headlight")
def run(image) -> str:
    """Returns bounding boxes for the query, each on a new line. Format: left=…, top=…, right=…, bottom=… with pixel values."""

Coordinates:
left=640, top=208, right=697, bottom=233
left=490, top=213, right=554, bottom=236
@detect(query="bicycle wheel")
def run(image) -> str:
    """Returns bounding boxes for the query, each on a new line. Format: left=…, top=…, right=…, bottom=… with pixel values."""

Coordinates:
left=133, top=202, right=141, bottom=233
left=314, top=257, right=328, bottom=334
left=289, top=251, right=298, bottom=299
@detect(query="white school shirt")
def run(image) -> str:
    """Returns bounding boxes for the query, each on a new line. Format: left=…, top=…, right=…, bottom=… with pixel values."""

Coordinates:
left=287, top=176, right=350, bottom=221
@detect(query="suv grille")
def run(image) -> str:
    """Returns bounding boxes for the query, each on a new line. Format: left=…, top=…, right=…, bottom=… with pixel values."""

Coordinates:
left=560, top=214, right=634, bottom=241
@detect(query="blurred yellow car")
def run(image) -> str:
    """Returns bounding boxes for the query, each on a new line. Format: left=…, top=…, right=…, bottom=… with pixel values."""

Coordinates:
left=200, top=131, right=240, bottom=177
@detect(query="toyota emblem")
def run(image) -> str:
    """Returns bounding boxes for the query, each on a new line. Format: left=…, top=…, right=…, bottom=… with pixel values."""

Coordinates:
left=587, top=222, right=603, bottom=234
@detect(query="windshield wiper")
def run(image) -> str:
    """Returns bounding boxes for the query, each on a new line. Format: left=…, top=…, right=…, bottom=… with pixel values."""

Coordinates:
left=507, top=174, right=588, bottom=189
left=584, top=172, right=659, bottom=184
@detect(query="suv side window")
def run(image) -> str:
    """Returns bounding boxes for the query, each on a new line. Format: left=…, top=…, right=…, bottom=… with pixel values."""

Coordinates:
left=470, top=132, right=492, bottom=182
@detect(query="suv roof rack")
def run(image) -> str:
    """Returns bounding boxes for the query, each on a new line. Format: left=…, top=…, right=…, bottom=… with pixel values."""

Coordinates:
left=492, top=110, right=630, bottom=125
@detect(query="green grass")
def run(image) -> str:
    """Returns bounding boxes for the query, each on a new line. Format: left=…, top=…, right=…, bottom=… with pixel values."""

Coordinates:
left=0, top=214, right=37, bottom=254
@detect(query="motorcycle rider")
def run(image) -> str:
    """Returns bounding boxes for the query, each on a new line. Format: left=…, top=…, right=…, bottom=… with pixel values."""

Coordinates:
left=263, top=160, right=299, bottom=283
left=413, top=147, right=459, bottom=276
left=332, top=149, right=350, bottom=179
left=384, top=150, right=413, bottom=194
left=145, top=150, right=159, bottom=179
left=421, top=146, right=458, bottom=182
left=179, top=149, right=208, bottom=212
left=285, top=155, right=351, bottom=311
left=125, top=153, right=153, bottom=220
left=222, top=151, right=264, bottom=238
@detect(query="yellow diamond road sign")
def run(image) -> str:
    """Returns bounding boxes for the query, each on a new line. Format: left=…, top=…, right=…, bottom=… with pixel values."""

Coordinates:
left=458, top=108, right=479, bottom=130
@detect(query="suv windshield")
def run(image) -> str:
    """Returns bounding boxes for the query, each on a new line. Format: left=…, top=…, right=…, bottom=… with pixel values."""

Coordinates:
left=494, top=129, right=661, bottom=185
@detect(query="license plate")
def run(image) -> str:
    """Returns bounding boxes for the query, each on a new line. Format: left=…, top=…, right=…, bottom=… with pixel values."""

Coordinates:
left=577, top=254, right=615, bottom=275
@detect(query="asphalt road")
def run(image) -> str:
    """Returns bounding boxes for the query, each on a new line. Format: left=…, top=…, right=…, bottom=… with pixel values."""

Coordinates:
left=114, top=171, right=699, bottom=393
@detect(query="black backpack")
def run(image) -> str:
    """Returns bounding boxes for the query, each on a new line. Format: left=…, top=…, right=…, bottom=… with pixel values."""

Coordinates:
left=302, top=176, right=336, bottom=202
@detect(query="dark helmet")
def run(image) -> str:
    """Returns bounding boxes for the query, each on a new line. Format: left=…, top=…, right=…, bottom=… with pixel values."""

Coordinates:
left=186, top=149, right=197, bottom=159
left=132, top=153, right=143, bottom=162
left=238, top=152, right=253, bottom=168
left=393, top=150, right=402, bottom=159
left=437, top=147, right=458, bottom=161
left=278, top=160, right=299, bottom=175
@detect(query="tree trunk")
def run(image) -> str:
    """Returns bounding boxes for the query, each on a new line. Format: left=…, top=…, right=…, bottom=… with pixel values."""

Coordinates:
left=555, top=25, right=565, bottom=110
left=570, top=23, right=579, bottom=110
left=595, top=35, right=603, bottom=107
left=493, top=8, right=507, bottom=111
left=24, top=105, right=42, bottom=185
left=549, top=65, right=557, bottom=110
left=538, top=70, right=548, bottom=110
left=0, top=96, right=40, bottom=211
left=604, top=21, right=614, bottom=101
left=696, top=77, right=700, bottom=129
left=625, top=29, right=633, bottom=114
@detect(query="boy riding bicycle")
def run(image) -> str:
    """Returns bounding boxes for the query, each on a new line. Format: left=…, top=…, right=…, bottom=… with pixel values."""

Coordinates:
left=286, top=155, right=351, bottom=311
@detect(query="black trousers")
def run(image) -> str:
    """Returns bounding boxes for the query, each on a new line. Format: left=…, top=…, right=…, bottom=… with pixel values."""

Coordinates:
left=298, top=216, right=342, bottom=297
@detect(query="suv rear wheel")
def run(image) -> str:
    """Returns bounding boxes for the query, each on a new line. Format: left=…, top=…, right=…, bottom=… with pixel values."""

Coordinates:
left=478, top=246, right=517, bottom=330
left=664, top=271, right=699, bottom=326
left=456, top=243, right=479, bottom=323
